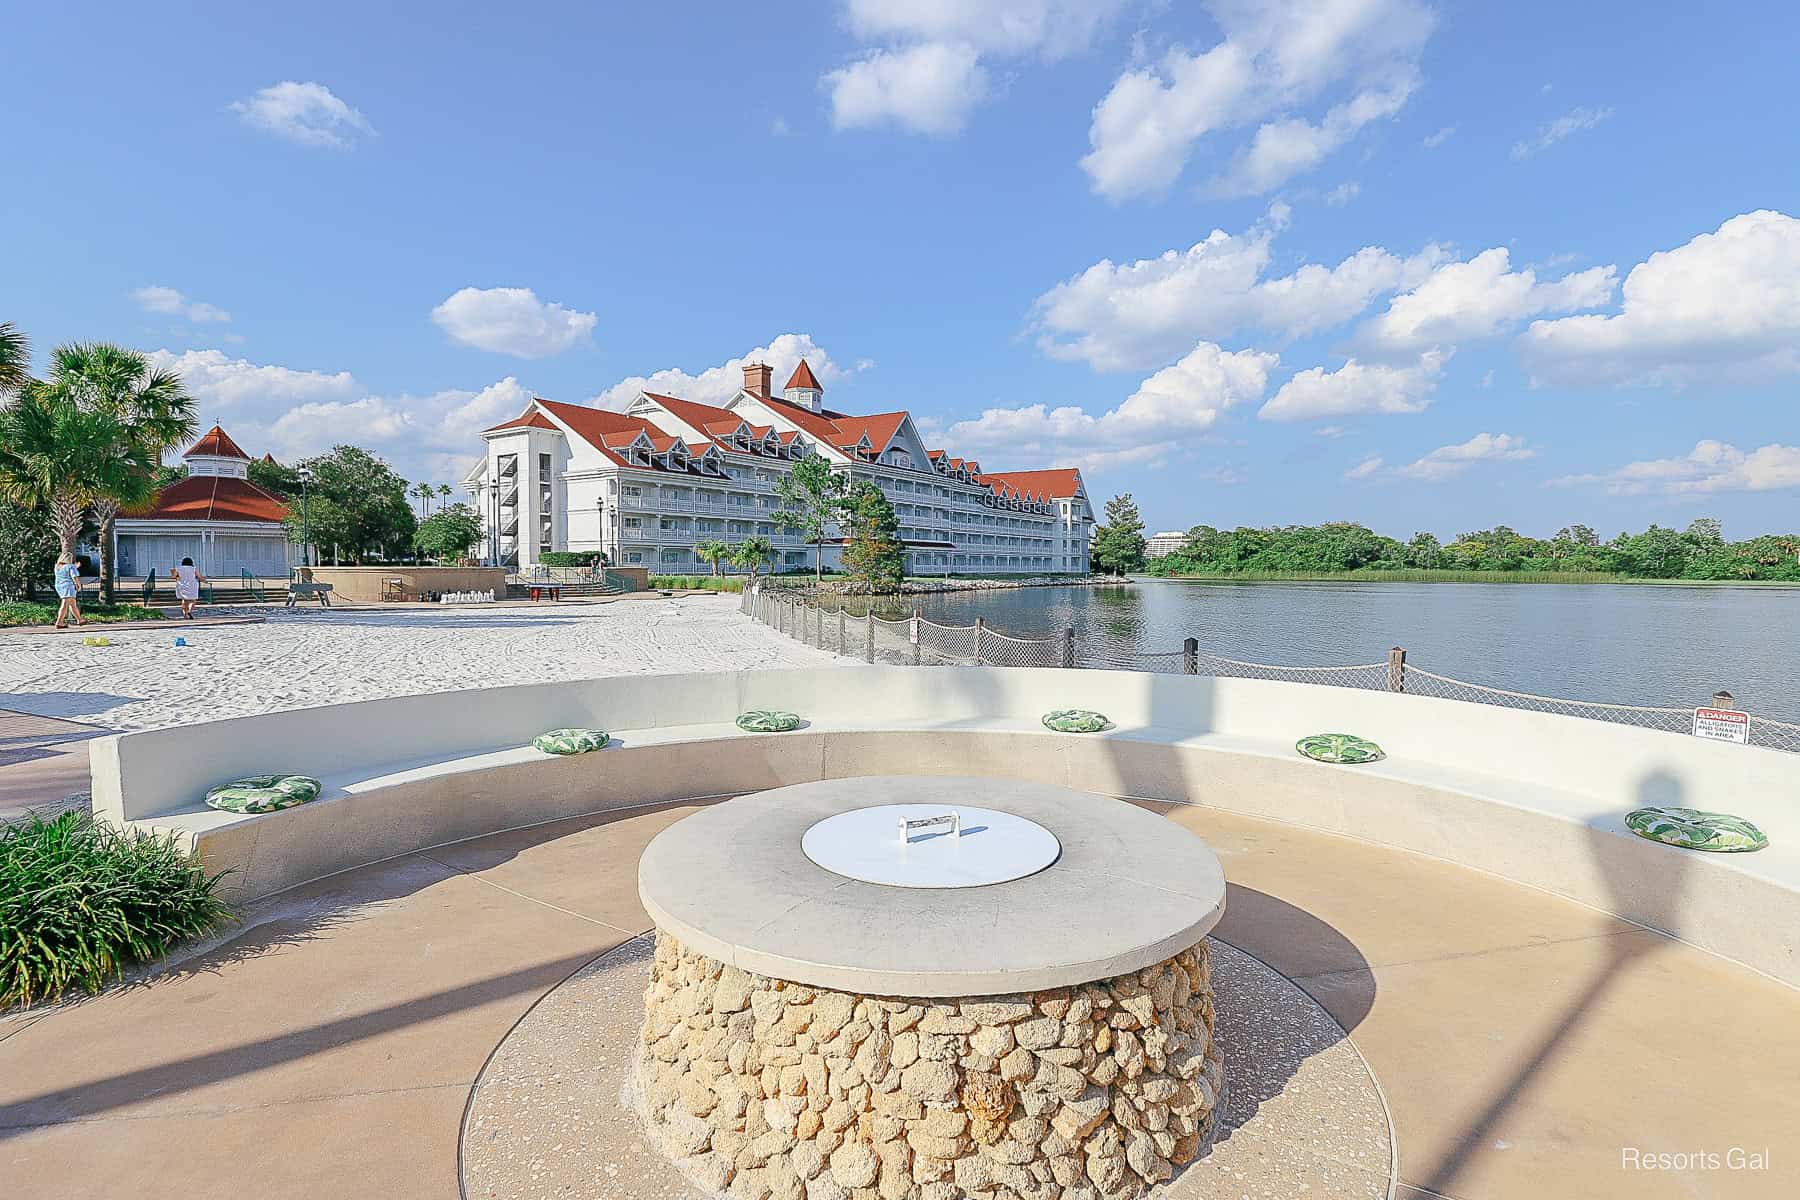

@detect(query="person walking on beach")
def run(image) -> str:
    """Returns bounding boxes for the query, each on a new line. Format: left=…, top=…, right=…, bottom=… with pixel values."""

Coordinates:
left=53, top=553, right=85, bottom=628
left=172, top=556, right=205, bottom=620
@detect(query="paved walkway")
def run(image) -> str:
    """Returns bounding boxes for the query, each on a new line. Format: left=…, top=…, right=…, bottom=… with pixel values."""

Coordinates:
left=0, top=710, right=104, bottom=824
left=2, top=802, right=1796, bottom=1199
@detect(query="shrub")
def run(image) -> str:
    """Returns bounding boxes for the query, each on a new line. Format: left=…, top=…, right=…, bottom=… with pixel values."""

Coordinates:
left=0, top=601, right=168, bottom=627
left=1, top=812, right=231, bottom=1008
left=540, top=551, right=605, bottom=567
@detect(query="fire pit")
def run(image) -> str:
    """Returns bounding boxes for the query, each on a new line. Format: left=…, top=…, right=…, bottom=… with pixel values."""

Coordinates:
left=635, top=776, right=1229, bottom=1199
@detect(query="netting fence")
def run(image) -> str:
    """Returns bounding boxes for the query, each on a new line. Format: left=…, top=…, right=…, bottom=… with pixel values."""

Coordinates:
left=742, top=584, right=1800, bottom=755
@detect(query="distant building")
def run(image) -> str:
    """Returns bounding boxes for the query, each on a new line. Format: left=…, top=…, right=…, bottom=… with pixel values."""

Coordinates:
left=1146, top=530, right=1188, bottom=558
left=464, top=360, right=1094, bottom=575
left=114, top=425, right=293, bottom=578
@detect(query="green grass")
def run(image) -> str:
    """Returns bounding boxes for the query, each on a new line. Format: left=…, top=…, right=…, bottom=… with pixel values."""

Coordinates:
left=0, top=600, right=169, bottom=627
left=1, top=811, right=232, bottom=1009
left=649, top=575, right=746, bottom=592
left=1151, top=568, right=1631, bottom=584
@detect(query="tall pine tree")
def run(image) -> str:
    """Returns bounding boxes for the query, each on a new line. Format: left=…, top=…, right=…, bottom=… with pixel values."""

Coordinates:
left=1091, top=492, right=1147, bottom=576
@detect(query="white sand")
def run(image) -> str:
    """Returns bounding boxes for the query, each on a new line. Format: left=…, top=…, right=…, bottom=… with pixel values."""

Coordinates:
left=0, top=596, right=842, bottom=731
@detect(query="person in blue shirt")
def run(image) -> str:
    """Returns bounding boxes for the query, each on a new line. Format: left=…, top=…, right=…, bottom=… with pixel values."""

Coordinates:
left=53, top=552, right=85, bottom=628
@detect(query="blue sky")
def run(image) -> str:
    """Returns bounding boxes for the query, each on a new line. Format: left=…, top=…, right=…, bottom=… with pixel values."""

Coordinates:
left=4, top=1, right=1797, bottom=539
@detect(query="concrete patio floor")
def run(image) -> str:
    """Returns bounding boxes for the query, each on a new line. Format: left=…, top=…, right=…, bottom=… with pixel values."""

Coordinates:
left=2, top=799, right=1795, bottom=1199
left=0, top=709, right=104, bottom=825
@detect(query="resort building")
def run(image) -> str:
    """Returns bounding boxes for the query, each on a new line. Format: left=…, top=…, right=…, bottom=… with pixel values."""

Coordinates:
left=463, top=361, right=1093, bottom=575
left=113, top=424, right=293, bottom=579
left=1146, top=530, right=1188, bottom=558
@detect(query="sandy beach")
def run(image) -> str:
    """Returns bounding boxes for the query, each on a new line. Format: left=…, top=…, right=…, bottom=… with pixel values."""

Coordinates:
left=0, top=595, right=841, bottom=732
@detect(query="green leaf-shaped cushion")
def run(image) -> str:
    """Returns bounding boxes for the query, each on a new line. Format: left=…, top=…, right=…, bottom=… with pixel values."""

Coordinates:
left=1625, top=807, right=1768, bottom=853
left=737, top=710, right=802, bottom=733
left=534, top=728, right=610, bottom=755
left=1043, top=709, right=1109, bottom=733
left=1296, top=733, right=1385, bottom=764
left=204, top=774, right=322, bottom=814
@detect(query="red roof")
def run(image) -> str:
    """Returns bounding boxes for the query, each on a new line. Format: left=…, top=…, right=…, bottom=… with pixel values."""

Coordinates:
left=534, top=398, right=662, bottom=466
left=482, top=409, right=560, bottom=434
left=184, top=425, right=250, bottom=461
left=829, top=412, right=907, bottom=456
left=128, top=475, right=289, bottom=524
left=759, top=394, right=850, bottom=444
left=784, top=359, right=823, bottom=392
left=978, top=468, right=1083, bottom=500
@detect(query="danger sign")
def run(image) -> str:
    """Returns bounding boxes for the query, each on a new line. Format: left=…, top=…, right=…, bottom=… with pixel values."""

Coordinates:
left=1693, top=707, right=1749, bottom=744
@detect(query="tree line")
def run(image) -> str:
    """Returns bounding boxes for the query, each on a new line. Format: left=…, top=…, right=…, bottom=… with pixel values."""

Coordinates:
left=1080, top=489, right=1799, bottom=582
left=1144, top=518, right=1800, bottom=581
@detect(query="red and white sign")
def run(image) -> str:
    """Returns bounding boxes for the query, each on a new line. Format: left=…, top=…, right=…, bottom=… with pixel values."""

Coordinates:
left=1693, top=707, right=1749, bottom=744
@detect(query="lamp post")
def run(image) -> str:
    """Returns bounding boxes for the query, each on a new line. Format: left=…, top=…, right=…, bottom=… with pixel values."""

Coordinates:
left=297, top=466, right=314, bottom=568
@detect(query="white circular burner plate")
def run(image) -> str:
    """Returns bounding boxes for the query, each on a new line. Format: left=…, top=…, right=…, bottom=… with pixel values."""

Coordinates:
left=801, top=803, right=1061, bottom=888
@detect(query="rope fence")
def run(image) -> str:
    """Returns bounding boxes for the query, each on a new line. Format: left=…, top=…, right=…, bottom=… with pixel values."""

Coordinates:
left=740, top=584, right=1800, bottom=754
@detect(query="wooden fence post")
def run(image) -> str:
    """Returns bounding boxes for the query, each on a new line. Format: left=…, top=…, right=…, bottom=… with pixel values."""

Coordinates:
left=1387, top=646, right=1407, bottom=692
left=1182, top=637, right=1198, bottom=675
left=1062, top=626, right=1076, bottom=669
left=912, top=609, right=922, bottom=666
left=974, top=617, right=987, bottom=666
left=865, top=609, right=875, bottom=663
left=839, top=607, right=846, bottom=654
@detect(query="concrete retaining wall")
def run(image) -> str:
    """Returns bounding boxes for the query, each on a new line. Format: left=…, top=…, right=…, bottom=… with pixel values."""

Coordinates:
left=89, top=667, right=1800, bottom=987
left=306, top=565, right=506, bottom=602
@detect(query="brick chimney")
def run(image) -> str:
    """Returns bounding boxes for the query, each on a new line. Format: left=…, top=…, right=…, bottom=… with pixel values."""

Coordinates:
left=742, top=362, right=773, bottom=397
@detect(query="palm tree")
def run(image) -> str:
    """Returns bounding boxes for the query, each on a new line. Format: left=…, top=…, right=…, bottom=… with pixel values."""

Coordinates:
left=695, top=538, right=730, bottom=577
left=731, top=536, right=775, bottom=582
left=0, top=323, right=29, bottom=394
left=436, top=483, right=454, bottom=510
left=412, top=482, right=434, bottom=517
left=37, top=344, right=197, bottom=602
left=0, top=386, right=151, bottom=561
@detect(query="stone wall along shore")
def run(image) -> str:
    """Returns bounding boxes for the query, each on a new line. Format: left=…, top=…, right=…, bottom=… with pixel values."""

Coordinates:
left=637, top=933, right=1225, bottom=1200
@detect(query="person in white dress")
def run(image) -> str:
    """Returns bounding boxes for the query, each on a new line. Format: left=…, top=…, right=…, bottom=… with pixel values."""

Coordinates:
left=172, top=556, right=206, bottom=619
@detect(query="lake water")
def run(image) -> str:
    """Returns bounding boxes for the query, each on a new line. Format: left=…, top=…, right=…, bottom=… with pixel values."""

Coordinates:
left=899, top=579, right=1800, bottom=723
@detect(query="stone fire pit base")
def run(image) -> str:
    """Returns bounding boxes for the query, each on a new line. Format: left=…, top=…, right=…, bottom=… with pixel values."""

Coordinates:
left=638, top=933, right=1226, bottom=1200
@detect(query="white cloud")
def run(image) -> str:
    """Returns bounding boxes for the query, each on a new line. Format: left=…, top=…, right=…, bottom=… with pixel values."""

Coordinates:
left=1510, top=105, right=1612, bottom=159
left=1259, top=349, right=1447, bottom=422
left=143, top=346, right=534, bottom=483
left=1033, top=210, right=1445, bottom=370
left=938, top=341, right=1277, bottom=470
left=1343, top=454, right=1384, bottom=480
left=229, top=81, right=375, bottom=149
left=589, top=333, right=856, bottom=410
left=1551, top=441, right=1800, bottom=495
left=431, top=286, right=597, bottom=358
left=1082, top=0, right=1435, bottom=200
left=842, top=0, right=1123, bottom=58
left=1393, top=432, right=1534, bottom=481
left=1422, top=125, right=1455, bottom=148
left=1213, top=78, right=1413, bottom=195
left=826, top=43, right=989, bottom=135
left=1519, top=210, right=1800, bottom=385
left=826, top=1, right=1124, bottom=134
left=144, top=348, right=356, bottom=409
left=1324, top=181, right=1360, bottom=207
left=133, top=285, right=231, bottom=325
left=1357, top=248, right=1615, bottom=354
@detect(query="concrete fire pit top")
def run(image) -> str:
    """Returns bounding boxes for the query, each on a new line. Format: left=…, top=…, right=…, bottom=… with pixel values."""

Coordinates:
left=637, top=775, right=1227, bottom=995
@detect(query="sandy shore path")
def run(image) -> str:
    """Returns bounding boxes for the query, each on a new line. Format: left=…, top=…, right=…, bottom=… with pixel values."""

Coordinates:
left=0, top=595, right=841, bottom=732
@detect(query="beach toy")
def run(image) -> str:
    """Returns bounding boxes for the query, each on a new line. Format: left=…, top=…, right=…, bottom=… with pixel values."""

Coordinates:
left=1296, top=733, right=1385, bottom=764
left=204, top=774, right=322, bottom=814
left=736, top=710, right=802, bottom=733
left=1042, top=709, right=1110, bottom=733
left=1625, top=806, right=1768, bottom=853
left=533, top=728, right=610, bottom=755
left=173, top=636, right=188, bottom=647
left=82, top=635, right=112, bottom=647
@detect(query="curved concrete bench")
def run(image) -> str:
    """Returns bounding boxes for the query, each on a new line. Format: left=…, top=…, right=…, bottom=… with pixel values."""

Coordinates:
left=90, top=666, right=1799, bottom=988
